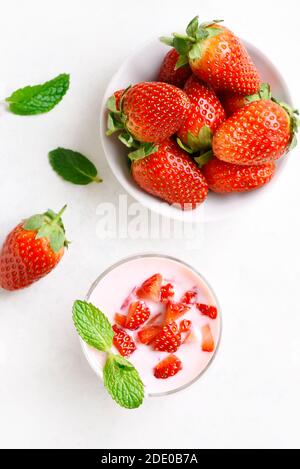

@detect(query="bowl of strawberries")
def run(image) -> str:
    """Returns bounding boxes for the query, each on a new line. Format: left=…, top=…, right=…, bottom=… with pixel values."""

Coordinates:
left=101, top=17, right=298, bottom=222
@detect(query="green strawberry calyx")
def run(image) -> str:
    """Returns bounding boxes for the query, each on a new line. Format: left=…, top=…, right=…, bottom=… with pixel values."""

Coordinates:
left=177, top=125, right=213, bottom=154
left=245, top=83, right=271, bottom=104
left=194, top=150, right=214, bottom=168
left=272, top=97, right=300, bottom=151
left=160, top=16, right=224, bottom=69
left=23, top=205, right=69, bottom=253
left=106, top=89, right=159, bottom=160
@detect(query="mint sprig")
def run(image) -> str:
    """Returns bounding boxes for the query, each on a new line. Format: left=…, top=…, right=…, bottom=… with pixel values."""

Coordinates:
left=49, top=148, right=102, bottom=185
left=73, top=301, right=114, bottom=352
left=72, top=300, right=144, bottom=409
left=104, top=354, right=144, bottom=410
left=6, top=73, right=70, bottom=115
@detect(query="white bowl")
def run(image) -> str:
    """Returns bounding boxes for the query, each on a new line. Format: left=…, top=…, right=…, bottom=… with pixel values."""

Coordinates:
left=100, top=39, right=293, bottom=223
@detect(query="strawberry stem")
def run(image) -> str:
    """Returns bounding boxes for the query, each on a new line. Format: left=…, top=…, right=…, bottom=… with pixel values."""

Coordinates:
left=52, top=205, right=67, bottom=225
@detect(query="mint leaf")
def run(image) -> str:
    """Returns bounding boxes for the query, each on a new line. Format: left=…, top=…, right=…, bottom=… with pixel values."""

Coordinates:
left=72, top=301, right=114, bottom=352
left=49, top=148, right=102, bottom=185
left=103, top=354, right=144, bottom=409
left=6, top=74, right=70, bottom=115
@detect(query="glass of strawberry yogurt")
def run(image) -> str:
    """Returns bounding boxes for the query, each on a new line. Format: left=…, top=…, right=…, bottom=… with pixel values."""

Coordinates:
left=81, top=254, right=222, bottom=397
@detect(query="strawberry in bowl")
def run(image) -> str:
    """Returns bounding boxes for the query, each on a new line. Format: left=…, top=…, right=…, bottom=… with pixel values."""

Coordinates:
left=102, top=17, right=297, bottom=221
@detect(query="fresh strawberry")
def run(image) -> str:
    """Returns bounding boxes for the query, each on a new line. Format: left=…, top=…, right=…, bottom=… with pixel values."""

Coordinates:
left=201, top=325, right=215, bottom=352
left=136, top=274, right=163, bottom=302
left=202, top=158, right=276, bottom=193
left=154, top=355, right=182, bottom=379
left=219, top=83, right=271, bottom=117
left=112, top=325, right=136, bottom=358
left=197, top=304, right=218, bottom=320
left=125, top=301, right=151, bottom=330
left=137, top=325, right=161, bottom=345
left=179, top=319, right=192, bottom=333
left=162, top=17, right=260, bottom=95
left=181, top=289, right=198, bottom=305
left=158, top=48, right=192, bottom=88
left=213, top=100, right=299, bottom=165
left=0, top=207, right=68, bottom=291
left=177, top=76, right=226, bottom=153
left=165, top=302, right=190, bottom=324
left=115, top=313, right=127, bottom=328
left=131, top=139, right=208, bottom=210
left=153, top=322, right=181, bottom=353
left=160, top=283, right=175, bottom=303
left=107, top=82, right=190, bottom=143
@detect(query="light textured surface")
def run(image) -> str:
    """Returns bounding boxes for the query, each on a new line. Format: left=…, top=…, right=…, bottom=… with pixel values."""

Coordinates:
left=0, top=0, right=299, bottom=450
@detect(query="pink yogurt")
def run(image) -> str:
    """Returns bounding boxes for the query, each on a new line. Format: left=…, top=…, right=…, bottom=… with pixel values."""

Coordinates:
left=81, top=255, right=222, bottom=396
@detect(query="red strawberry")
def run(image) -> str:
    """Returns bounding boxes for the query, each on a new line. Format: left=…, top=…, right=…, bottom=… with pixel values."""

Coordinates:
left=0, top=207, right=68, bottom=291
left=113, top=89, right=125, bottom=111
left=165, top=302, right=190, bottom=324
left=219, top=83, right=271, bottom=117
left=177, top=76, right=226, bottom=153
left=197, top=304, right=218, bottom=320
left=131, top=139, right=208, bottom=210
left=153, top=322, right=181, bottom=353
left=158, top=48, right=192, bottom=88
left=160, top=283, right=175, bottom=303
left=202, top=158, right=276, bottom=193
left=162, top=17, right=261, bottom=95
left=115, top=313, right=127, bottom=328
left=154, top=355, right=182, bottom=379
left=213, top=100, right=299, bottom=165
left=179, top=319, right=192, bottom=333
left=107, top=82, right=190, bottom=143
left=137, top=325, right=161, bottom=345
left=125, top=301, right=151, bottom=330
left=181, top=289, right=198, bottom=305
left=112, top=325, right=136, bottom=358
left=201, top=325, right=215, bottom=352
left=136, top=274, right=163, bottom=302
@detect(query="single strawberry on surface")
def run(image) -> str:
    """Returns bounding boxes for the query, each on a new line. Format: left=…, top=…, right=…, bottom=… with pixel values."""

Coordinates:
left=136, top=274, right=163, bottom=302
left=213, top=100, right=299, bottom=165
left=0, top=206, right=68, bottom=291
left=154, top=355, right=182, bottom=380
left=177, top=76, right=226, bottom=153
left=107, top=82, right=190, bottom=144
left=158, top=48, right=192, bottom=88
left=131, top=139, right=208, bottom=210
left=202, top=157, right=276, bottom=193
left=219, top=83, right=271, bottom=117
left=161, top=17, right=260, bottom=95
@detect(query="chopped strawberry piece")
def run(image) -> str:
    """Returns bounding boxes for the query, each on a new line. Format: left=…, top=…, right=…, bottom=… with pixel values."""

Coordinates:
left=153, top=322, right=181, bottom=353
left=137, top=326, right=161, bottom=345
left=181, top=290, right=198, bottom=304
left=136, top=274, right=163, bottom=302
left=125, top=301, right=151, bottom=331
left=114, top=313, right=127, bottom=328
left=197, top=303, right=218, bottom=320
left=179, top=319, right=192, bottom=333
left=165, top=302, right=190, bottom=324
left=154, top=355, right=182, bottom=380
left=201, top=325, right=215, bottom=353
left=160, top=283, right=175, bottom=303
left=112, top=325, right=137, bottom=358
left=146, top=313, right=163, bottom=326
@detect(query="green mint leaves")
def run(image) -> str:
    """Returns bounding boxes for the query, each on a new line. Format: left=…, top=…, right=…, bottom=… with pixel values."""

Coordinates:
left=104, top=354, right=145, bottom=410
left=72, top=300, right=144, bottom=409
left=6, top=73, right=70, bottom=115
left=73, top=301, right=114, bottom=352
left=49, top=148, right=102, bottom=185
left=24, top=206, right=68, bottom=253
